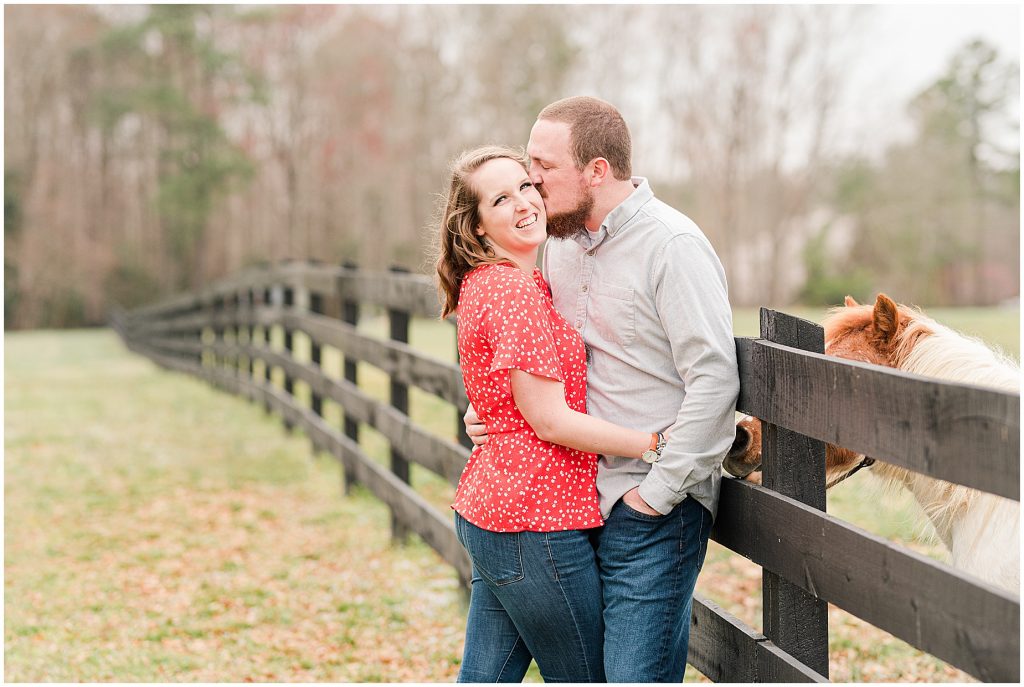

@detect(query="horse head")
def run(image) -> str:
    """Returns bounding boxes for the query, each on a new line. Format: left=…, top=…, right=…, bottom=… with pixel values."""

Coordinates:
left=727, top=415, right=876, bottom=488
left=724, top=415, right=762, bottom=482
left=725, top=294, right=916, bottom=488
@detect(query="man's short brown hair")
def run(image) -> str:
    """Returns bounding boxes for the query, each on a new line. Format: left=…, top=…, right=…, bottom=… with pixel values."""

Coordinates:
left=537, top=96, right=632, bottom=180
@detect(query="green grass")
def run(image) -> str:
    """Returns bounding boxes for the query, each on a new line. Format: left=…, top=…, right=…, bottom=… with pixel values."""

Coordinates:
left=4, top=329, right=466, bottom=681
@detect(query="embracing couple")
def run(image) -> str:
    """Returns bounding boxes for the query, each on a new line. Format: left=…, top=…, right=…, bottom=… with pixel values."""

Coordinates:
left=434, top=96, right=740, bottom=682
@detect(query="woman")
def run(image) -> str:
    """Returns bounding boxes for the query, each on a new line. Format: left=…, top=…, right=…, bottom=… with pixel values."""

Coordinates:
left=435, top=145, right=666, bottom=682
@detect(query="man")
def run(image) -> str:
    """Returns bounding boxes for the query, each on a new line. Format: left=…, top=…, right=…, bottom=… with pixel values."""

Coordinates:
left=466, top=96, right=739, bottom=681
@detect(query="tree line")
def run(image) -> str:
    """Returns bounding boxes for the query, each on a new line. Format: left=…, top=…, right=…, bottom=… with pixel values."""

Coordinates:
left=4, top=4, right=1018, bottom=329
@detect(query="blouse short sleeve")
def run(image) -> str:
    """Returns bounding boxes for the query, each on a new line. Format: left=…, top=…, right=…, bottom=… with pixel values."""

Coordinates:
left=483, top=268, right=564, bottom=382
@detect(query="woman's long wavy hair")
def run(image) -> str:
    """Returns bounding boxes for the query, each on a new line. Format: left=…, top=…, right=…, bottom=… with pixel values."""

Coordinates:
left=434, top=145, right=526, bottom=319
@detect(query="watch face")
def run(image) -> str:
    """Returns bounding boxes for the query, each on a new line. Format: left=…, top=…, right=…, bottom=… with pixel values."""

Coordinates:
left=641, top=450, right=657, bottom=464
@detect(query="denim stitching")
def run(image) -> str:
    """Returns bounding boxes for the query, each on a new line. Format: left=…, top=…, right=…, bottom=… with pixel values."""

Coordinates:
left=548, top=534, right=599, bottom=682
left=697, top=503, right=710, bottom=564
left=492, top=532, right=525, bottom=586
left=543, top=532, right=560, bottom=583
left=464, top=516, right=525, bottom=587
left=496, top=636, right=526, bottom=683
left=653, top=504, right=685, bottom=681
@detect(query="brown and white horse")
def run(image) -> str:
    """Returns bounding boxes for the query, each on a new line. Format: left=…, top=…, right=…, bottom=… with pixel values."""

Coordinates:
left=725, top=294, right=1020, bottom=593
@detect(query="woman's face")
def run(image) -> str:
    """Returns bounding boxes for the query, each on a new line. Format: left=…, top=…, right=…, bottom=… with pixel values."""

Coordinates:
left=471, top=157, right=547, bottom=265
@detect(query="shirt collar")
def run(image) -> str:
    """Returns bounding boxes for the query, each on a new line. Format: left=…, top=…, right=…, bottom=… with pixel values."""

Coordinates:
left=570, top=176, right=652, bottom=250
left=602, top=177, right=651, bottom=238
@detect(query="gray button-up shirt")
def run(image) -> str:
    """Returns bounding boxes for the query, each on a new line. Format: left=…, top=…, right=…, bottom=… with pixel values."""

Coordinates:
left=542, top=177, right=739, bottom=519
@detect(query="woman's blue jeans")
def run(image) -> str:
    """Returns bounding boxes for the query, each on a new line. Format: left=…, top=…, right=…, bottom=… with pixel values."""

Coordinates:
left=454, top=513, right=606, bottom=683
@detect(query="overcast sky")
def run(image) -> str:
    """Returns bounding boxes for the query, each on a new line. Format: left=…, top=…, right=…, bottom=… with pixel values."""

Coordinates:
left=842, top=3, right=1020, bottom=155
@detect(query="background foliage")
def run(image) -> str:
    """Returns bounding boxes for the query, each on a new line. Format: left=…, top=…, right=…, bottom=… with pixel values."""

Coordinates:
left=4, top=5, right=1019, bottom=328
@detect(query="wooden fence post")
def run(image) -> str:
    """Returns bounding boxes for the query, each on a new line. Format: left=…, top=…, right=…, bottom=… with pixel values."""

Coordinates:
left=309, top=284, right=324, bottom=421
left=282, top=276, right=296, bottom=433
left=204, top=293, right=218, bottom=377
left=339, top=261, right=361, bottom=494
left=262, top=283, right=276, bottom=415
left=246, top=287, right=256, bottom=383
left=191, top=300, right=203, bottom=371
left=214, top=294, right=225, bottom=380
left=262, top=282, right=273, bottom=380
left=760, top=308, right=829, bottom=679
left=229, top=292, right=241, bottom=380
left=388, top=266, right=412, bottom=543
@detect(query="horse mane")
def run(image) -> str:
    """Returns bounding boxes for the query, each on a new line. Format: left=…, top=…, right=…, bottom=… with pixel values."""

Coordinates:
left=823, top=302, right=1020, bottom=393
left=894, top=310, right=1021, bottom=562
left=897, top=314, right=1020, bottom=394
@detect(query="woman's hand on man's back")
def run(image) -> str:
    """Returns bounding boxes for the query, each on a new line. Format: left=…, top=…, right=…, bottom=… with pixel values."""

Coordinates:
left=464, top=405, right=489, bottom=446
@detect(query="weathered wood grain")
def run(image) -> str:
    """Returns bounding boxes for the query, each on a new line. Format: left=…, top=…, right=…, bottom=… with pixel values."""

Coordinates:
left=713, top=477, right=1020, bottom=682
left=736, top=336, right=1019, bottom=500
left=688, top=595, right=827, bottom=683
left=388, top=271, right=413, bottom=543
left=759, top=310, right=829, bottom=678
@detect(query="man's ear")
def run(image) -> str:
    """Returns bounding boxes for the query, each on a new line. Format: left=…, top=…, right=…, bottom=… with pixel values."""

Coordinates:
left=588, top=158, right=611, bottom=186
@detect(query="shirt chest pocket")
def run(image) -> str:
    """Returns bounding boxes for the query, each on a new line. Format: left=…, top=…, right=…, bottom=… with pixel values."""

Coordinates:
left=589, top=282, right=636, bottom=347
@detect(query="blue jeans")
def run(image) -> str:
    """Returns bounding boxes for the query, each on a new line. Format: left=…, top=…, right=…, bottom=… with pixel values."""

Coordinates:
left=454, top=513, right=606, bottom=683
left=595, top=495, right=711, bottom=682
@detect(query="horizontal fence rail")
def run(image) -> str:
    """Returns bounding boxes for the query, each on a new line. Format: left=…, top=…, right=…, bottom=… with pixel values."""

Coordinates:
left=736, top=337, right=1020, bottom=500
left=112, top=262, right=1020, bottom=683
left=712, top=478, right=1018, bottom=681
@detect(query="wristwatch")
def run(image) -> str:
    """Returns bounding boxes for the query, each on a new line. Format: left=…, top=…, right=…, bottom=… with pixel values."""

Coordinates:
left=641, top=432, right=666, bottom=465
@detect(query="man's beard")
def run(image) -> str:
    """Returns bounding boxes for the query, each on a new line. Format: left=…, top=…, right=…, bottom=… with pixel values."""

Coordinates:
left=545, top=189, right=594, bottom=240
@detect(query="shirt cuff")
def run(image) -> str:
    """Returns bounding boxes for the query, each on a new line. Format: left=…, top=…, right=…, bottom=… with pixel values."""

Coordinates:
left=637, top=475, right=685, bottom=516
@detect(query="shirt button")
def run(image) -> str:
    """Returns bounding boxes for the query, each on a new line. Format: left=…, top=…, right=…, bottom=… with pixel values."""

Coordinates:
left=587, top=249, right=596, bottom=256
left=581, top=285, right=588, bottom=293
left=575, top=321, right=583, bottom=329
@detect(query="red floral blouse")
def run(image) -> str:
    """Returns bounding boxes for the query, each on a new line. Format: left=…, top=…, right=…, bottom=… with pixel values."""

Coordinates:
left=451, top=263, right=602, bottom=532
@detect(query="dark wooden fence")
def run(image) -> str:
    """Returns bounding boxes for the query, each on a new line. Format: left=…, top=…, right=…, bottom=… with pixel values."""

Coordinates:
left=111, top=261, right=1020, bottom=683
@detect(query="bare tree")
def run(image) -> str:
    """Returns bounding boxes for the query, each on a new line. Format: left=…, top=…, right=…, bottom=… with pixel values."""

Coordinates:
left=642, top=5, right=860, bottom=305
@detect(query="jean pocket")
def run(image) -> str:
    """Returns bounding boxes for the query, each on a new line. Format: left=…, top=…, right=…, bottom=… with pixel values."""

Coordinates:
left=461, top=522, right=525, bottom=586
left=620, top=500, right=668, bottom=521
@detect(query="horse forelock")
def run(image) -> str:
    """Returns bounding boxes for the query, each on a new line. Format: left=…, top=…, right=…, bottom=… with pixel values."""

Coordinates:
left=822, top=304, right=874, bottom=348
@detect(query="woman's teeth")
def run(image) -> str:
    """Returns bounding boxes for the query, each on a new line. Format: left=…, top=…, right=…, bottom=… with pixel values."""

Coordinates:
left=516, top=214, right=537, bottom=229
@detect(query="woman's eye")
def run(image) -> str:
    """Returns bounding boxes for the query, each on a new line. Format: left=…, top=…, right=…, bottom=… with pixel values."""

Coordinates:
left=493, top=195, right=507, bottom=206
left=520, top=181, right=533, bottom=191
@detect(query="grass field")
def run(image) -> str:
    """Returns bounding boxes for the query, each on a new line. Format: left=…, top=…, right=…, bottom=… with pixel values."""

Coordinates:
left=5, top=306, right=1016, bottom=681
